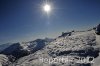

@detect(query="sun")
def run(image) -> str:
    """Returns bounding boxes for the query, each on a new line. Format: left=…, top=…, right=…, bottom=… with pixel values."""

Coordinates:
left=43, top=4, right=51, bottom=13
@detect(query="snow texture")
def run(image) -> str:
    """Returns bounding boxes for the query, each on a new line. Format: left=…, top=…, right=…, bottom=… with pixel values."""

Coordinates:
left=10, top=30, right=100, bottom=66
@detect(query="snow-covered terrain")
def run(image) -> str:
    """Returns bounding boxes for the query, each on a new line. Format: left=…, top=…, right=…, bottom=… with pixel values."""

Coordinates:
left=0, top=38, right=53, bottom=61
left=0, top=54, right=11, bottom=66
left=0, top=27, right=99, bottom=66
left=20, top=38, right=53, bottom=53
left=92, top=35, right=100, bottom=66
left=10, top=30, right=100, bottom=66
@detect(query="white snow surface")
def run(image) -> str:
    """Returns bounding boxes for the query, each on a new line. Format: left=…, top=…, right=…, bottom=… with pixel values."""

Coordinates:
left=0, top=54, right=11, bottom=66
left=92, top=35, right=100, bottom=66
left=10, top=30, right=100, bottom=66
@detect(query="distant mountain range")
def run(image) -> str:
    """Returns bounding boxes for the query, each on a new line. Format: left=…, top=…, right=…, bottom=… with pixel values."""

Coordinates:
left=0, top=38, right=53, bottom=60
left=10, top=29, right=100, bottom=66
left=0, top=26, right=100, bottom=66
left=0, top=43, right=12, bottom=52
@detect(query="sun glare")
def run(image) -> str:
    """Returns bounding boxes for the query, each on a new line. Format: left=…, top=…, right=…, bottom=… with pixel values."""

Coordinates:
left=43, top=4, right=51, bottom=13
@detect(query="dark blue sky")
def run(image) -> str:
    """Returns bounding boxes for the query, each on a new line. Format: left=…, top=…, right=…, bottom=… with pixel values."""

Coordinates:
left=0, top=0, right=100, bottom=44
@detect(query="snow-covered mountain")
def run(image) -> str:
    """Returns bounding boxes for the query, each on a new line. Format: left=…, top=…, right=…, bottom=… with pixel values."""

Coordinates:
left=10, top=30, right=100, bottom=66
left=0, top=43, right=29, bottom=60
left=0, top=26, right=100, bottom=66
left=0, top=43, right=12, bottom=52
left=0, top=38, right=53, bottom=60
left=0, top=54, right=11, bottom=66
left=20, top=38, right=53, bottom=53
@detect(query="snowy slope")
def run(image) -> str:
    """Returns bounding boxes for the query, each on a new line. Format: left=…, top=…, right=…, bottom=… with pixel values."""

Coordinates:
left=0, top=38, right=53, bottom=60
left=0, top=54, right=11, bottom=66
left=11, top=30, right=100, bottom=66
left=20, top=38, right=53, bottom=53
left=0, top=43, right=29, bottom=60
left=92, top=35, right=100, bottom=66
